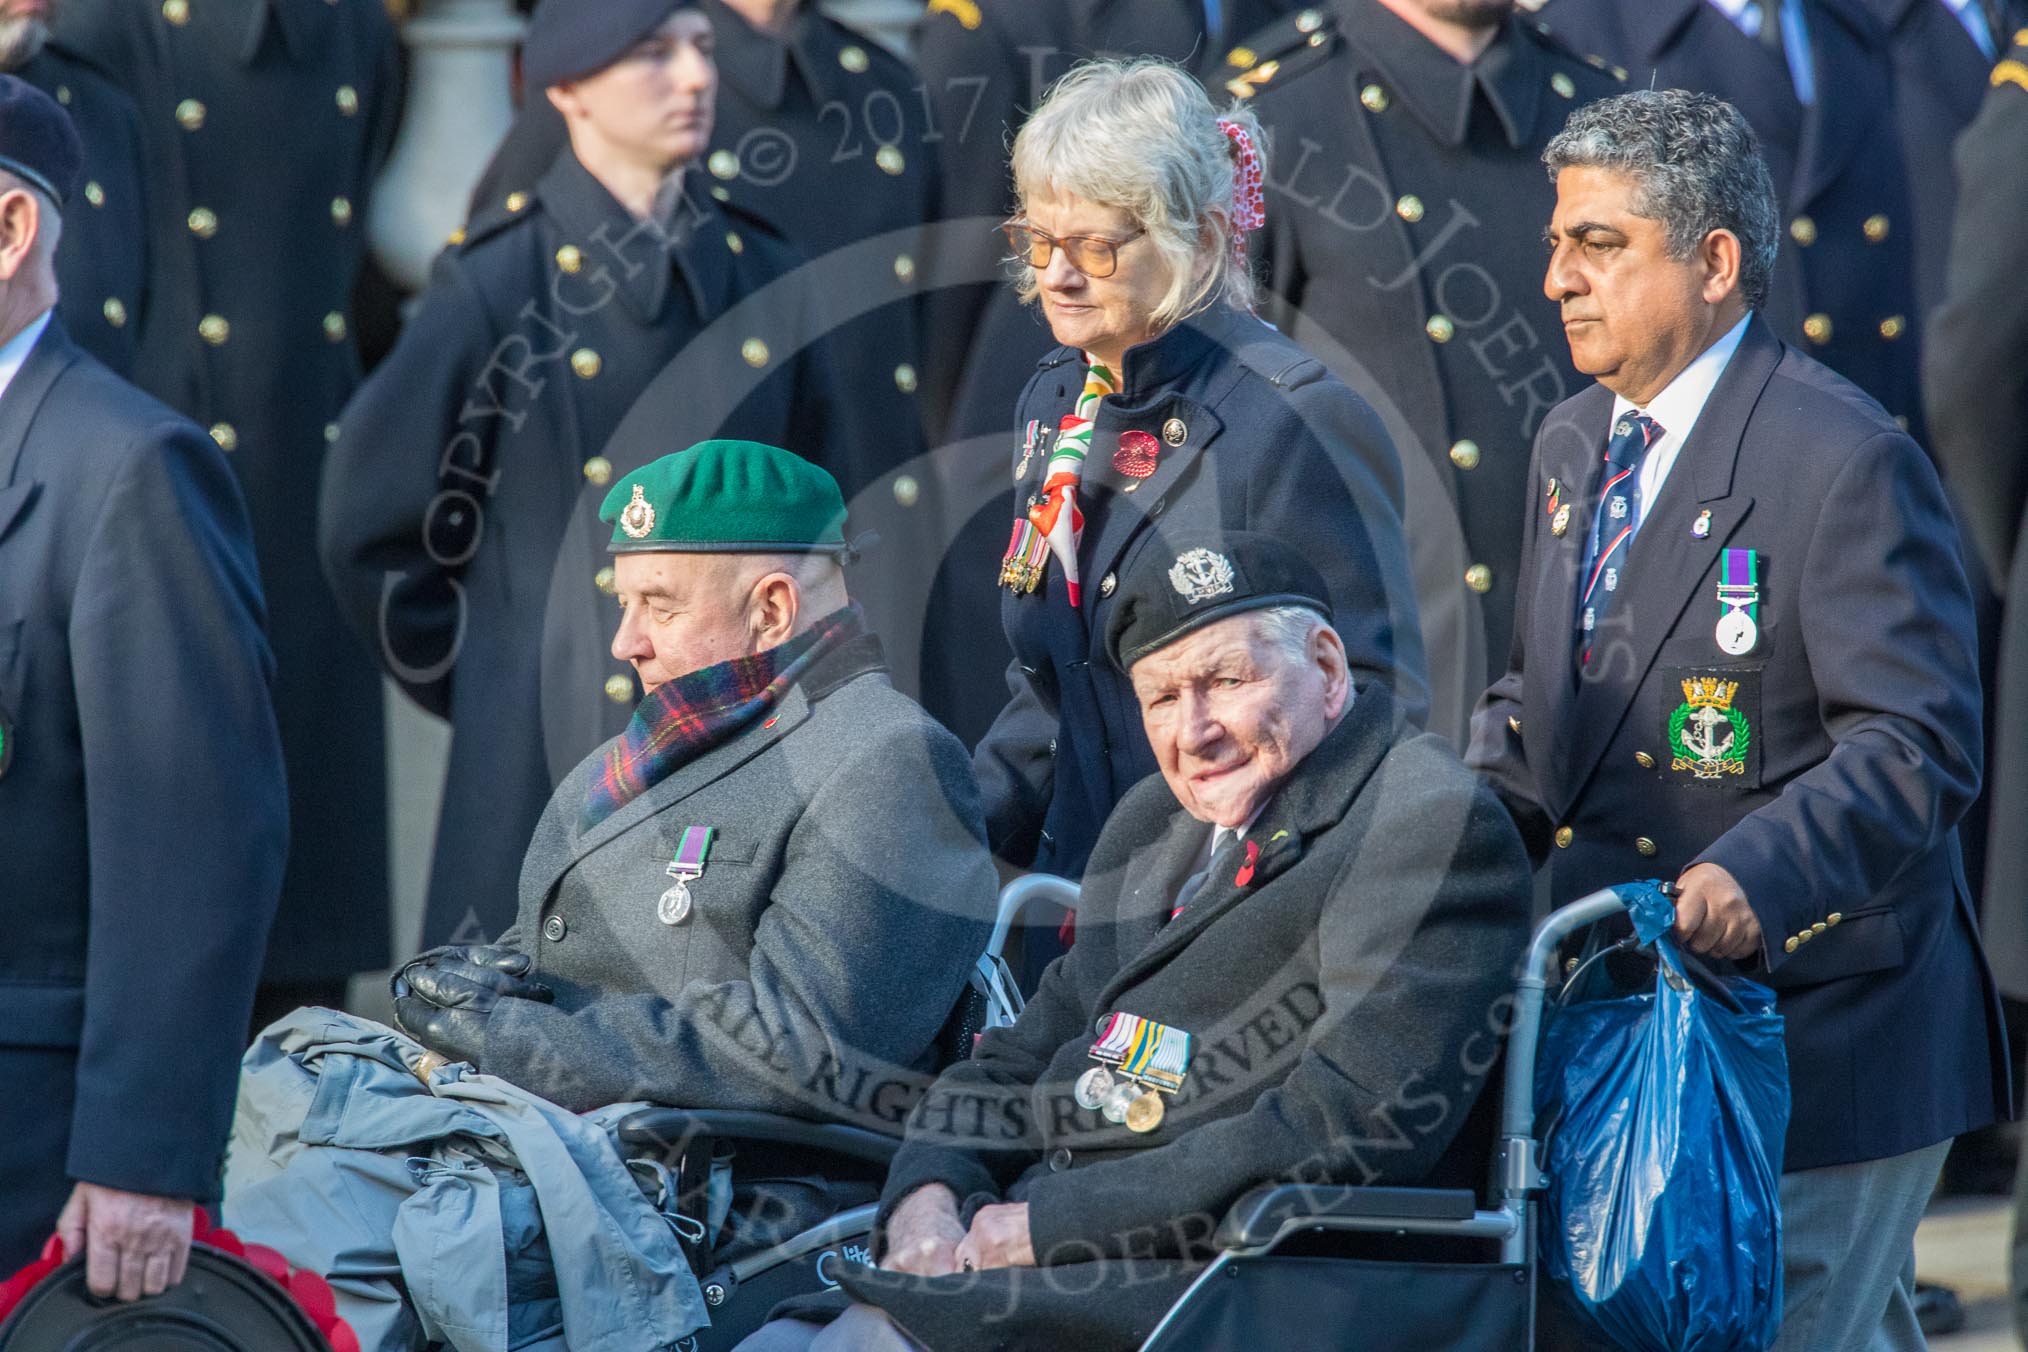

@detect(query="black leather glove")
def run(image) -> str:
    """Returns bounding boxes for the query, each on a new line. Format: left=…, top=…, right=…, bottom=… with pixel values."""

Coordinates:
left=391, top=945, right=552, bottom=1066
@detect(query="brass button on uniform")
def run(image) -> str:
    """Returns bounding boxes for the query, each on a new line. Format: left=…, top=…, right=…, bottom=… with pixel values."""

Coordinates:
left=1551, top=72, right=1576, bottom=98
left=709, top=149, right=740, bottom=180
left=1635, top=751, right=1656, bottom=769
left=893, top=363, right=918, bottom=393
left=1296, top=8, right=1323, bottom=31
left=209, top=422, right=237, bottom=452
left=331, top=196, right=353, bottom=227
left=555, top=244, right=583, bottom=273
left=1862, top=213, right=1890, bottom=243
left=582, top=456, right=613, bottom=485
left=893, top=474, right=920, bottom=507
left=1802, top=313, right=1832, bottom=344
left=1827, top=912, right=1843, bottom=925
left=335, top=84, right=360, bottom=116
left=504, top=191, right=528, bottom=213
left=1635, top=836, right=1657, bottom=856
left=542, top=915, right=567, bottom=943
left=839, top=44, right=870, bottom=72
left=1784, top=936, right=1799, bottom=954
left=162, top=0, right=188, bottom=23
left=741, top=337, right=769, bottom=368
left=322, top=311, right=347, bottom=342
left=1395, top=194, right=1424, bottom=223
left=1098, top=571, right=1117, bottom=598
left=175, top=98, right=205, bottom=130
left=1811, top=921, right=1828, bottom=935
left=325, top=422, right=341, bottom=445
left=893, top=254, right=916, bottom=284
left=1425, top=314, right=1455, bottom=343
left=594, top=566, right=616, bottom=596
left=1360, top=82, right=1389, bottom=113
left=603, top=674, right=633, bottom=704
left=571, top=348, right=602, bottom=379
left=1464, top=563, right=1492, bottom=594
left=1879, top=315, right=1905, bottom=340
left=84, top=181, right=104, bottom=208
left=1789, top=216, right=1816, bottom=246
left=54, top=84, right=70, bottom=105
left=875, top=144, right=906, bottom=176
left=1554, top=826, right=1574, bottom=849
left=187, top=206, right=218, bottom=238
left=102, top=298, right=126, bottom=328
left=198, top=314, right=230, bottom=345
left=448, top=226, right=467, bottom=246
left=710, top=185, right=730, bottom=202
left=725, top=230, right=743, bottom=254
left=1162, top=417, right=1187, bottom=446
left=1448, top=439, right=1480, bottom=470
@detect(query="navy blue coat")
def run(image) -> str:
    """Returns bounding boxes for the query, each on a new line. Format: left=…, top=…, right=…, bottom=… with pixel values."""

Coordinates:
left=0, top=317, right=285, bottom=1267
left=1537, top=0, right=1927, bottom=437
left=1468, top=315, right=2008, bottom=1169
left=973, top=307, right=1428, bottom=878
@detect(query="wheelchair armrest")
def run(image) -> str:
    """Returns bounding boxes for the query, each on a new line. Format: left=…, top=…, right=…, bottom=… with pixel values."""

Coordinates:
left=1214, top=1183, right=1481, bottom=1250
left=615, top=1107, right=902, bottom=1170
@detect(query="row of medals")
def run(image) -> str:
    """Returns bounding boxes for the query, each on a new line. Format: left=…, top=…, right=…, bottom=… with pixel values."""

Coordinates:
left=1075, top=1064, right=1169, bottom=1133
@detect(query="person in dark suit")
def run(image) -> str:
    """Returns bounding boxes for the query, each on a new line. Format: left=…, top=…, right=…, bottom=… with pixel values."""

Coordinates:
left=1468, top=89, right=2007, bottom=1349
left=971, top=57, right=1426, bottom=893
left=733, top=530, right=1530, bottom=1352
left=1535, top=0, right=1927, bottom=439
left=1922, top=33, right=2028, bottom=1331
left=1228, top=0, right=1621, bottom=743
left=0, top=0, right=150, bottom=378
left=0, top=76, right=285, bottom=1286
left=54, top=0, right=400, bottom=1021
left=465, top=0, right=951, bottom=720
left=321, top=0, right=836, bottom=949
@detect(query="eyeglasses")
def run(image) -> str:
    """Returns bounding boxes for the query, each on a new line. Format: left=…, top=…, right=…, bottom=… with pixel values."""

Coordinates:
left=1001, top=222, right=1147, bottom=279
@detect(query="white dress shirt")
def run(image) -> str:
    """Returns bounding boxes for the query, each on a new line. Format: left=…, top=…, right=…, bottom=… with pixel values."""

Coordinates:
left=1609, top=312, right=1751, bottom=539
left=0, top=309, right=52, bottom=403
left=1705, top=0, right=1817, bottom=103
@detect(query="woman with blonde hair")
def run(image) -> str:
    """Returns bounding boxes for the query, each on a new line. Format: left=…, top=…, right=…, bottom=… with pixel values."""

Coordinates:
left=974, top=56, right=1428, bottom=884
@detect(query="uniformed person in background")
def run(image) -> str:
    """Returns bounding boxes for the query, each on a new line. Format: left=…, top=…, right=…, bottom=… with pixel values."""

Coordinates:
left=1227, top=0, right=1618, bottom=744
left=54, top=0, right=401, bottom=1025
left=907, top=0, right=1304, bottom=749
left=1534, top=0, right=1928, bottom=440
left=0, top=0, right=149, bottom=377
left=464, top=0, right=949, bottom=715
left=321, top=0, right=837, bottom=949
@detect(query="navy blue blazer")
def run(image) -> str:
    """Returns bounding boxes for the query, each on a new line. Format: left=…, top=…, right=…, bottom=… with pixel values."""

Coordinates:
left=1468, top=314, right=2008, bottom=1169
left=0, top=317, right=285, bottom=1252
left=973, top=307, right=1429, bottom=877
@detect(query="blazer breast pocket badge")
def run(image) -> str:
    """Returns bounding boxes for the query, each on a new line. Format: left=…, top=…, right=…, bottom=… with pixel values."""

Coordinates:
left=1663, top=668, right=1762, bottom=785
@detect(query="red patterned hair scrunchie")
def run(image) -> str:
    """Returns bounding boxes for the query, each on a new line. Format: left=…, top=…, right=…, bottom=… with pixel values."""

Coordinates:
left=1217, top=117, right=1266, bottom=283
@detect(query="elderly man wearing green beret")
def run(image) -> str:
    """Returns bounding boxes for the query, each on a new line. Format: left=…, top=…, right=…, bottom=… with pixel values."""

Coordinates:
left=225, top=442, right=997, bottom=1345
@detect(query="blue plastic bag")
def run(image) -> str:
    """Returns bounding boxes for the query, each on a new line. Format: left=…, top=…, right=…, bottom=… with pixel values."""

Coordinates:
left=1537, top=881, right=1792, bottom=1352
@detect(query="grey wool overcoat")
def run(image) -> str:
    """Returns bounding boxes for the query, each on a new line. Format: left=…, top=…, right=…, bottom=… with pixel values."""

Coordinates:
left=473, top=634, right=999, bottom=1124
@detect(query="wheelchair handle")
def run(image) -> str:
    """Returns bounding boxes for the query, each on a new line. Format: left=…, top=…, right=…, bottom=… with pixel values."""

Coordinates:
left=1500, top=888, right=1632, bottom=1158
left=988, top=874, right=1081, bottom=963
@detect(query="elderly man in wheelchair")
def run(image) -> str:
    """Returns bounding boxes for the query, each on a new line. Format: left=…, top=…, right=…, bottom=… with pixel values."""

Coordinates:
left=214, top=442, right=1000, bottom=1350
left=730, top=531, right=1534, bottom=1352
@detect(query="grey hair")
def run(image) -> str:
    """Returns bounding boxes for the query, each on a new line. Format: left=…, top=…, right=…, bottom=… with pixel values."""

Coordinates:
left=1251, top=604, right=1332, bottom=666
left=1543, top=89, right=1779, bottom=311
left=1009, top=57, right=1264, bottom=328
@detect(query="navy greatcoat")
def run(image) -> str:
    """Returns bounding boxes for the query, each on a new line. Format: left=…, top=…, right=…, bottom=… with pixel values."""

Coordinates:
left=322, top=147, right=837, bottom=947
left=0, top=316, right=286, bottom=1268
left=1536, top=0, right=1927, bottom=437
left=972, top=306, right=1427, bottom=879
left=57, top=0, right=401, bottom=989
left=1236, top=0, right=1621, bottom=742
left=1469, top=315, right=2009, bottom=1170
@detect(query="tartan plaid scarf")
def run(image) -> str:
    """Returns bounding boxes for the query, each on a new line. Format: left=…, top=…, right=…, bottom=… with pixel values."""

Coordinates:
left=581, top=604, right=865, bottom=830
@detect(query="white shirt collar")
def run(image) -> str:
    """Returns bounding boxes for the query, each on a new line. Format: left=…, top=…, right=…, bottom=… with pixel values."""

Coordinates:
left=0, top=309, right=52, bottom=401
left=1611, top=312, right=1751, bottom=448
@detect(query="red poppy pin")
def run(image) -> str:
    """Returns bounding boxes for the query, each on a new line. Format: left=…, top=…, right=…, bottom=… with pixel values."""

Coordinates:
left=1233, top=838, right=1261, bottom=887
left=1113, top=429, right=1160, bottom=479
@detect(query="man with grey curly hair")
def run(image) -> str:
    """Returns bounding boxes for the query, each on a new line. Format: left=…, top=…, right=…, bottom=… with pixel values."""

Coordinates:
left=1470, top=88, right=2006, bottom=1351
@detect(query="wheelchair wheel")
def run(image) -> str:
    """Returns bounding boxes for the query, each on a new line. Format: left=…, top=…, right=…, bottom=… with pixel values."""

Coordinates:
left=0, top=1247, right=336, bottom=1351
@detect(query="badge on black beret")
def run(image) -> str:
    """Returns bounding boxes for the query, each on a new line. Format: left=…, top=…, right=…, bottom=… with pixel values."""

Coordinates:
left=1106, top=530, right=1332, bottom=672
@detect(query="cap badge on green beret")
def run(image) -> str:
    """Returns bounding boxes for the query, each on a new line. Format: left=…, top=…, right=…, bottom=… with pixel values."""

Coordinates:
left=619, top=483, right=656, bottom=540
left=1170, top=548, right=1236, bottom=604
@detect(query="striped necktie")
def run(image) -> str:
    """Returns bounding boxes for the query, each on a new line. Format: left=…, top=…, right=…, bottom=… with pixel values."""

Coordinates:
left=1576, top=411, right=1663, bottom=672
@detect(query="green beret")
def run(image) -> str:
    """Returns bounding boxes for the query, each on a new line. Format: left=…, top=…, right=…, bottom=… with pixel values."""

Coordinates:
left=599, top=440, right=849, bottom=555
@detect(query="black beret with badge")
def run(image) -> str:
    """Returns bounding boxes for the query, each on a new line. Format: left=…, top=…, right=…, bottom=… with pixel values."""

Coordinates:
left=521, top=0, right=696, bottom=90
left=0, top=75, right=81, bottom=206
left=1106, top=530, right=1333, bottom=672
